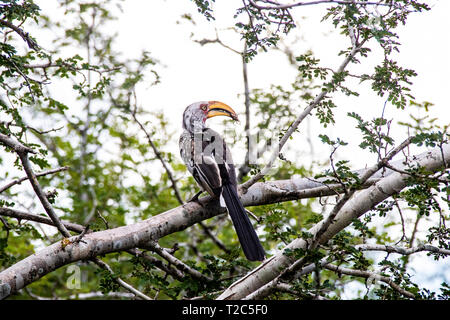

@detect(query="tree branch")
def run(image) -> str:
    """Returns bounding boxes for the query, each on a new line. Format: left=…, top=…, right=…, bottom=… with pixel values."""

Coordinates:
left=240, top=40, right=366, bottom=193
left=0, top=132, right=70, bottom=237
left=0, top=18, right=39, bottom=50
left=0, top=207, right=84, bottom=233
left=240, top=137, right=415, bottom=300
left=312, top=137, right=413, bottom=249
left=323, top=263, right=415, bottom=299
left=217, top=142, right=450, bottom=300
left=0, top=143, right=448, bottom=299
left=17, top=153, right=71, bottom=237
left=355, top=243, right=450, bottom=257
left=91, top=258, right=152, bottom=300
left=0, top=166, right=69, bottom=194
left=0, top=207, right=186, bottom=281
left=127, top=248, right=185, bottom=280
left=248, top=0, right=400, bottom=11
left=145, top=242, right=213, bottom=282
left=0, top=133, right=36, bottom=154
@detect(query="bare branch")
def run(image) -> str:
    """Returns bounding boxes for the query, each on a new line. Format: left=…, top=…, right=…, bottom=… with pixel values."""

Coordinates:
left=0, top=143, right=448, bottom=299
left=240, top=40, right=367, bottom=193
left=238, top=41, right=252, bottom=182
left=0, top=132, right=36, bottom=154
left=145, top=241, right=213, bottom=282
left=0, top=166, right=69, bottom=194
left=218, top=142, right=450, bottom=300
left=248, top=0, right=400, bottom=11
left=198, top=222, right=231, bottom=254
left=0, top=207, right=84, bottom=233
left=355, top=243, right=450, bottom=257
left=18, top=153, right=71, bottom=237
left=0, top=18, right=39, bottom=50
left=323, top=263, right=415, bottom=299
left=0, top=132, right=70, bottom=237
left=91, top=258, right=152, bottom=300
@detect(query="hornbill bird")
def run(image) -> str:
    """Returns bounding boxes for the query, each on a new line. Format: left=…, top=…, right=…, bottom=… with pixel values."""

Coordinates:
left=179, top=101, right=265, bottom=261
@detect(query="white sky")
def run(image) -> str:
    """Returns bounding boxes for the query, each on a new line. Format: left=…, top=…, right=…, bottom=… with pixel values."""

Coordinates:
left=110, top=0, right=450, bottom=168
left=34, top=0, right=450, bottom=169
left=29, top=0, right=450, bottom=297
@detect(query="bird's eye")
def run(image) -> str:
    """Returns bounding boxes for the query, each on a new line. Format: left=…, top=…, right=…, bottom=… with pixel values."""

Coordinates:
left=200, top=105, right=207, bottom=111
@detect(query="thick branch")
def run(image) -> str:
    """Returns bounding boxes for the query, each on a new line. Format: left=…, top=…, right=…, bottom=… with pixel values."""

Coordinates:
left=0, top=207, right=186, bottom=281
left=312, top=137, right=413, bottom=249
left=218, top=143, right=450, bottom=300
left=0, top=143, right=448, bottom=299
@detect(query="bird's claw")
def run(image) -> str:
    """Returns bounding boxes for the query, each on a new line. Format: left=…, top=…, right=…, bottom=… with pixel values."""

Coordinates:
left=187, top=191, right=204, bottom=207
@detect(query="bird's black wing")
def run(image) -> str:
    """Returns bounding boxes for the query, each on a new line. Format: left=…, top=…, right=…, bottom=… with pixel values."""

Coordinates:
left=180, top=128, right=265, bottom=261
left=179, top=129, right=224, bottom=196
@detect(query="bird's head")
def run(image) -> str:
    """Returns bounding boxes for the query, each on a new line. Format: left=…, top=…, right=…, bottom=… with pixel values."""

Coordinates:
left=182, top=101, right=239, bottom=133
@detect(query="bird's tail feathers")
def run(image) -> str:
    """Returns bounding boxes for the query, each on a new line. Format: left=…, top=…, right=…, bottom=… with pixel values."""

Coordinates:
left=222, top=183, right=265, bottom=261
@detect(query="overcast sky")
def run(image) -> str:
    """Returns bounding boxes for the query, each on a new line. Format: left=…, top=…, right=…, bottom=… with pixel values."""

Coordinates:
left=111, top=0, right=450, bottom=167
left=35, top=0, right=450, bottom=168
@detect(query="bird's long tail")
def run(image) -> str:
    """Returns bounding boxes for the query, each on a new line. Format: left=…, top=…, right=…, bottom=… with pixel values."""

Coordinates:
left=221, top=183, right=265, bottom=261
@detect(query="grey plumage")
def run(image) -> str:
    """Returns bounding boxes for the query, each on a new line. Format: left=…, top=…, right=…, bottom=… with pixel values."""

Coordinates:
left=179, top=101, right=265, bottom=261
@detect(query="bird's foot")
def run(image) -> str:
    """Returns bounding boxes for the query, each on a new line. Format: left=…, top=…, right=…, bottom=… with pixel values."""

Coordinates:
left=187, top=191, right=204, bottom=206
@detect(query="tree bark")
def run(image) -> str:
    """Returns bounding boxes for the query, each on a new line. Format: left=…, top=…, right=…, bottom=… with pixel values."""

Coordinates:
left=217, top=143, right=450, bottom=300
left=0, top=143, right=448, bottom=299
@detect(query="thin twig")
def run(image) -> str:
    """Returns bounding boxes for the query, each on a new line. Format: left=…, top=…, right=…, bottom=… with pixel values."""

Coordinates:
left=73, top=225, right=90, bottom=244
left=393, top=197, right=407, bottom=244
left=130, top=111, right=184, bottom=205
left=248, top=0, right=400, bottom=11
left=0, top=207, right=84, bottom=233
left=323, top=263, right=415, bottom=299
left=0, top=166, right=69, bottom=194
left=384, top=163, right=449, bottom=184
left=18, top=152, right=71, bottom=237
left=91, top=258, right=152, bottom=300
left=355, top=243, right=450, bottom=257
left=198, top=222, right=231, bottom=254
left=240, top=40, right=367, bottom=193
left=0, top=133, right=70, bottom=237
left=239, top=41, right=252, bottom=182
left=145, top=241, right=213, bottom=282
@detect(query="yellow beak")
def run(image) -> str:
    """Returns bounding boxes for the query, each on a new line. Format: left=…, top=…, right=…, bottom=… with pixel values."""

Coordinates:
left=206, top=101, right=239, bottom=121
